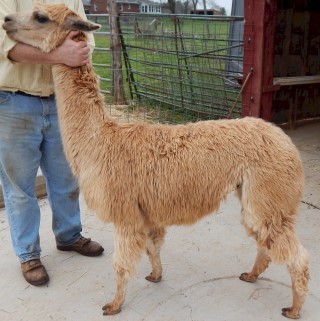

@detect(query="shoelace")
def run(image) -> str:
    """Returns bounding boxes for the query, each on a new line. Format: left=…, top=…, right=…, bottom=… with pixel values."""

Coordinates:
left=78, top=237, right=91, bottom=247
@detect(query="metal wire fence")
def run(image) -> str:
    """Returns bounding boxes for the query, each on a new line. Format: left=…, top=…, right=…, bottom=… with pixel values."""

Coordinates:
left=88, top=13, right=244, bottom=123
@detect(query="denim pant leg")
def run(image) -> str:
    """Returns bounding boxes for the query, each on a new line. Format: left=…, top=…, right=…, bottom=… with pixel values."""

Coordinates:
left=39, top=96, right=82, bottom=246
left=0, top=92, right=43, bottom=262
left=0, top=92, right=82, bottom=262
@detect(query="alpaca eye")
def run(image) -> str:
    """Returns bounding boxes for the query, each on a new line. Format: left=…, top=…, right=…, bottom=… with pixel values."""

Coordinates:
left=35, top=13, right=49, bottom=24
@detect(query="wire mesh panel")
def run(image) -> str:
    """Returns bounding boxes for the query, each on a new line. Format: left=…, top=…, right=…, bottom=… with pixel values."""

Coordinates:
left=119, top=14, right=244, bottom=123
left=87, top=14, right=112, bottom=94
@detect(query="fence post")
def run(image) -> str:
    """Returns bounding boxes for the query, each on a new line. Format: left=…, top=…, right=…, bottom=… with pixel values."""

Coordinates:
left=109, top=0, right=126, bottom=104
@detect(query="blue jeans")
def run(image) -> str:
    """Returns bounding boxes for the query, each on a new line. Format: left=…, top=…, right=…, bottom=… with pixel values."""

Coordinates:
left=0, top=91, right=82, bottom=263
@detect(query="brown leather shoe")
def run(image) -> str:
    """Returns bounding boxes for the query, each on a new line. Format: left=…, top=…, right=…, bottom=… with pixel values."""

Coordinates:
left=21, top=259, right=49, bottom=286
left=57, top=236, right=104, bottom=257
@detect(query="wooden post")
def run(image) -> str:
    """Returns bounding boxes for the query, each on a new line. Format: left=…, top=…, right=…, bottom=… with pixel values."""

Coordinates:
left=109, top=0, right=126, bottom=104
left=242, top=0, right=277, bottom=120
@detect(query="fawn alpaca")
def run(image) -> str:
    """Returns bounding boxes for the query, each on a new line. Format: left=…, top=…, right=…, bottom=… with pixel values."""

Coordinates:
left=3, top=4, right=310, bottom=318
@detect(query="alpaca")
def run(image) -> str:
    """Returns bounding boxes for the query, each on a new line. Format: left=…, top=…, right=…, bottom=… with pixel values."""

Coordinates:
left=3, top=4, right=310, bottom=319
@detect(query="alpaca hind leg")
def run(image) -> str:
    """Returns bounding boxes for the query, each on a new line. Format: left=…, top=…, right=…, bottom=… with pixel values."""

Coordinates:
left=282, top=244, right=310, bottom=319
left=240, top=246, right=271, bottom=283
left=145, top=227, right=166, bottom=283
left=237, top=186, right=271, bottom=283
left=102, top=227, right=147, bottom=315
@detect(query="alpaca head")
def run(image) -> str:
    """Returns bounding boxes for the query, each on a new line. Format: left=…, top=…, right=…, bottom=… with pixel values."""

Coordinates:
left=2, top=3, right=100, bottom=52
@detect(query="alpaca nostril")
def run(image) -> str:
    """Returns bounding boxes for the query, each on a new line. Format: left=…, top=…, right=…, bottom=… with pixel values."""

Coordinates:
left=4, top=16, right=12, bottom=23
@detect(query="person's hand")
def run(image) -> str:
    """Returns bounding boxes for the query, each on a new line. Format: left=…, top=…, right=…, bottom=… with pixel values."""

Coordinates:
left=52, top=31, right=90, bottom=67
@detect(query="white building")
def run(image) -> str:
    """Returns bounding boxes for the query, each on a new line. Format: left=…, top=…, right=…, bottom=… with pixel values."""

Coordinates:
left=140, top=0, right=162, bottom=13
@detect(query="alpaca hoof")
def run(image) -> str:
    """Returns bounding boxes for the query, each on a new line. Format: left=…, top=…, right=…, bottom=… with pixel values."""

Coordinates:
left=281, top=307, right=300, bottom=319
left=239, top=272, right=257, bottom=283
left=145, top=274, right=162, bottom=283
left=102, top=303, right=121, bottom=315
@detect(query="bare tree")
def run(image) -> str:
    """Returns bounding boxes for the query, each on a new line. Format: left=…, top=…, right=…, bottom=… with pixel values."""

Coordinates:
left=167, top=0, right=176, bottom=13
left=183, top=0, right=193, bottom=13
left=220, top=7, right=227, bottom=15
left=202, top=0, right=207, bottom=14
left=191, top=0, right=199, bottom=12
left=203, top=0, right=224, bottom=14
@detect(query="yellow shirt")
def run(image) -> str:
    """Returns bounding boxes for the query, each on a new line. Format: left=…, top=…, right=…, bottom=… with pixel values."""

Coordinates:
left=0, top=0, right=95, bottom=96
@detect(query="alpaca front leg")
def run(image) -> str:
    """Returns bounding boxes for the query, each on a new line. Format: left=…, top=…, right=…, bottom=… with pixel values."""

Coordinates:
left=145, top=227, right=165, bottom=283
left=102, top=267, right=129, bottom=315
left=240, top=246, right=271, bottom=283
left=102, top=227, right=146, bottom=315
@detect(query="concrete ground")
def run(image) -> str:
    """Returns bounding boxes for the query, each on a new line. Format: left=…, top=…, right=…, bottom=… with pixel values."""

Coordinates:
left=0, top=123, right=319, bottom=321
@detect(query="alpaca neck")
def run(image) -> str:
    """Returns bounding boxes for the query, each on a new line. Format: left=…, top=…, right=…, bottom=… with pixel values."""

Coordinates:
left=52, top=62, right=115, bottom=134
left=51, top=63, right=116, bottom=174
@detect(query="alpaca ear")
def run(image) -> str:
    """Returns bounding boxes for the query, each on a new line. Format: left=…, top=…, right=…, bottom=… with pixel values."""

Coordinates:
left=64, top=17, right=101, bottom=32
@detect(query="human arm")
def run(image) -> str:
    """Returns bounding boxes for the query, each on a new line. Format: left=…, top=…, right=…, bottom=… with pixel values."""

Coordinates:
left=8, top=31, right=90, bottom=67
